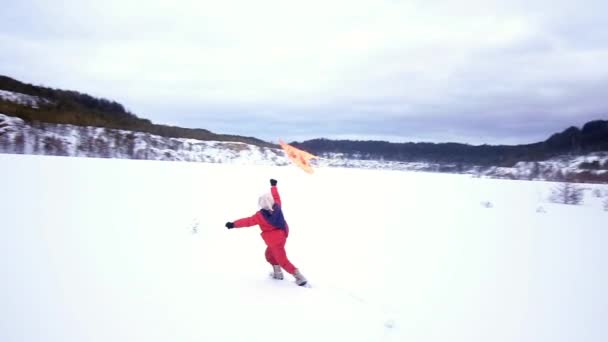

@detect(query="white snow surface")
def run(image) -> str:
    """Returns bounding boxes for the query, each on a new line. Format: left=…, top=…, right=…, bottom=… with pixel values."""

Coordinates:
left=0, top=89, right=51, bottom=108
left=1, top=154, right=608, bottom=342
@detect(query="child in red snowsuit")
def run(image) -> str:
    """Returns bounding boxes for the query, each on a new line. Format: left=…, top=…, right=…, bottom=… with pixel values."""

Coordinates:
left=225, top=179, right=307, bottom=286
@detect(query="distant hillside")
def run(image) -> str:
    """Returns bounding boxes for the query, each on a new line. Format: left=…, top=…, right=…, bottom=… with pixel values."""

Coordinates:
left=2, top=112, right=607, bottom=183
left=0, top=113, right=287, bottom=165
left=0, top=75, right=273, bottom=147
left=2, top=74, right=608, bottom=180
left=292, top=120, right=608, bottom=167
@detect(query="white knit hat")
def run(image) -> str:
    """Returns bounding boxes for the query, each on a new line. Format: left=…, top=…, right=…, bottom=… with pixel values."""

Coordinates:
left=258, top=193, right=275, bottom=210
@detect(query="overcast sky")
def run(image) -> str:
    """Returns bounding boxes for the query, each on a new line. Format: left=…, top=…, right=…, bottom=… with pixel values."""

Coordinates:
left=2, top=0, right=607, bottom=145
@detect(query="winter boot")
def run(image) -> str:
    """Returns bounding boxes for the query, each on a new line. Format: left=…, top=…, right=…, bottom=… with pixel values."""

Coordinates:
left=294, top=269, right=308, bottom=286
left=272, top=265, right=284, bottom=280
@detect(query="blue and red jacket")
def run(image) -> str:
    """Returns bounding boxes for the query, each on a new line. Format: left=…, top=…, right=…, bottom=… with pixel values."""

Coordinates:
left=233, top=186, right=290, bottom=246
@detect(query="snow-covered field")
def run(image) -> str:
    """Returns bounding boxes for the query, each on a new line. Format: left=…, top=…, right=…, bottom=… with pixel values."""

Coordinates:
left=1, top=153, right=607, bottom=342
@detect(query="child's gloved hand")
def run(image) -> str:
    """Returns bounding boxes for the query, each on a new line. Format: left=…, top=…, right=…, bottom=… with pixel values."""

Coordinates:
left=270, top=179, right=278, bottom=186
left=225, top=222, right=235, bottom=229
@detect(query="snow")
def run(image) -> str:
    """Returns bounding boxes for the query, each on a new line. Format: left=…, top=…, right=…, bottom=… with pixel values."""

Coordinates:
left=1, top=153, right=607, bottom=342
left=0, top=113, right=289, bottom=165
left=0, top=90, right=51, bottom=108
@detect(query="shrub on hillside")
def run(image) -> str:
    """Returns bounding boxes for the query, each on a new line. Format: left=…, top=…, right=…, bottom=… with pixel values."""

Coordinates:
left=549, top=182, right=584, bottom=205
left=43, top=136, right=68, bottom=156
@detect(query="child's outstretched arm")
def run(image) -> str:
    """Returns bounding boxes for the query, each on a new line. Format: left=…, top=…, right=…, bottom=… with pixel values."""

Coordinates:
left=227, top=214, right=259, bottom=229
left=270, top=179, right=282, bottom=206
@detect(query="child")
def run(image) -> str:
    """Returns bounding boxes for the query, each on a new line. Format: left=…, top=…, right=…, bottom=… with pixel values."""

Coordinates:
left=225, top=179, right=308, bottom=286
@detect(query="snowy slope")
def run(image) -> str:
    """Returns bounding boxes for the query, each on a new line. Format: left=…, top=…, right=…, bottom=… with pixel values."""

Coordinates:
left=0, top=113, right=288, bottom=165
left=484, top=154, right=608, bottom=180
left=316, top=152, right=608, bottom=182
left=1, top=153, right=607, bottom=342
left=0, top=89, right=52, bottom=108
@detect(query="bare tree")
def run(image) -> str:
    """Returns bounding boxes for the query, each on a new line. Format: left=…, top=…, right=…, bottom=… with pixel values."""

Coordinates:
left=94, top=138, right=111, bottom=158
left=529, top=162, right=541, bottom=180
left=549, top=182, right=584, bottom=205
left=33, top=135, right=40, bottom=154
left=0, top=132, right=10, bottom=153
left=43, top=136, right=59, bottom=155
left=13, top=133, right=25, bottom=154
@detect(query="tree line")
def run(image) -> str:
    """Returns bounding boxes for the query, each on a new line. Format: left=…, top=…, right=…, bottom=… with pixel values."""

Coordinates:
left=292, top=120, right=608, bottom=167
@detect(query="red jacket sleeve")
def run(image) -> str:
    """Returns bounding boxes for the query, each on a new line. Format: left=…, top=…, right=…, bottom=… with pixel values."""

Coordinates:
left=233, top=213, right=260, bottom=228
left=271, top=186, right=282, bottom=206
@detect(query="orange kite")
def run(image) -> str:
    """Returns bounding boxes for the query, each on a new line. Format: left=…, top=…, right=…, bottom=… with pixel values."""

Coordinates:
left=279, top=139, right=318, bottom=174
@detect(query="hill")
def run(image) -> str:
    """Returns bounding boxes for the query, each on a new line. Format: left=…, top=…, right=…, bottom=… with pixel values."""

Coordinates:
left=0, top=75, right=272, bottom=147
left=292, top=120, right=608, bottom=167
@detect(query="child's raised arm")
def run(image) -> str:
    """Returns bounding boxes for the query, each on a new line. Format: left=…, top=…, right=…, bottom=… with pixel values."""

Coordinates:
left=270, top=179, right=282, bottom=206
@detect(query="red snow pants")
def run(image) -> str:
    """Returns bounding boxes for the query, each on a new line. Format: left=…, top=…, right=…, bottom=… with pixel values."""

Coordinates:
left=263, top=230, right=297, bottom=275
